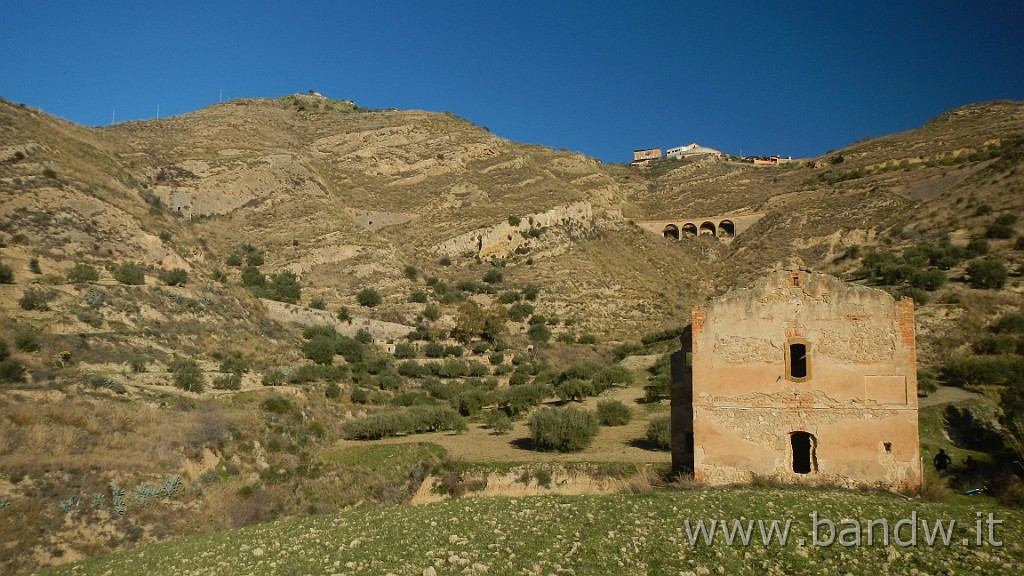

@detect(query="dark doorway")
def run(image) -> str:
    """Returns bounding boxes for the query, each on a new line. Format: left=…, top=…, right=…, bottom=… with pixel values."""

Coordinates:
left=791, top=431, right=815, bottom=474
left=663, top=224, right=680, bottom=240
left=719, top=220, right=735, bottom=237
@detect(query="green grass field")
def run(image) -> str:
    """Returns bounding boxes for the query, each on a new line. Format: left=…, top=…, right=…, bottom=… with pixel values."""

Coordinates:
left=34, top=486, right=1023, bottom=575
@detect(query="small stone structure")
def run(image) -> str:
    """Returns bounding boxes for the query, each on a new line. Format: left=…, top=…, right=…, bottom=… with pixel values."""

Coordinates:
left=671, top=270, right=921, bottom=492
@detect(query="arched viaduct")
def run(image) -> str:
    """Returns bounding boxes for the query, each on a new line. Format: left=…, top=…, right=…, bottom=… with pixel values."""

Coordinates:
left=636, top=212, right=765, bottom=242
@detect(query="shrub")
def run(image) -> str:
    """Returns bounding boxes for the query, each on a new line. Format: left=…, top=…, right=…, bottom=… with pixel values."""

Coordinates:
left=394, top=342, right=417, bottom=359
left=528, top=323, right=551, bottom=343
left=219, top=354, right=250, bottom=375
left=423, top=303, right=441, bottom=322
left=113, top=263, right=145, bottom=285
left=130, top=356, right=149, bottom=373
left=309, top=297, right=326, bottom=310
left=0, top=263, right=13, bottom=284
left=993, top=313, right=1024, bottom=334
left=594, top=365, right=634, bottom=387
left=986, top=224, right=1016, bottom=239
left=488, top=351, right=504, bottom=366
left=501, top=382, right=551, bottom=415
left=528, top=406, right=599, bottom=452
left=303, top=336, right=337, bottom=365
left=355, top=328, right=373, bottom=344
left=337, top=306, right=352, bottom=322
left=498, top=291, right=521, bottom=304
left=245, top=250, right=264, bottom=266
left=159, top=268, right=188, bottom=286
left=14, top=331, right=42, bottom=352
left=19, top=288, right=54, bottom=311
left=409, top=289, right=428, bottom=303
left=66, top=263, right=99, bottom=283
left=596, top=400, right=632, bottom=426
left=893, top=286, right=929, bottom=305
left=965, top=239, right=990, bottom=258
left=0, top=358, right=27, bottom=382
left=645, top=416, right=672, bottom=450
left=262, top=271, right=301, bottom=303
left=484, top=410, right=513, bottom=434
left=28, top=258, right=41, bottom=274
left=213, top=373, right=242, bottom=390
left=966, top=258, right=1008, bottom=289
left=261, top=369, right=286, bottom=386
left=522, top=284, right=540, bottom=301
left=909, top=269, right=946, bottom=291
left=169, top=358, right=205, bottom=393
left=942, top=355, right=1024, bottom=387
left=556, top=379, right=593, bottom=402
left=325, top=382, right=342, bottom=399
left=439, top=256, right=452, bottom=266
left=424, top=341, right=445, bottom=358
left=357, top=287, right=382, bottom=307
left=262, top=396, right=294, bottom=415
left=482, top=269, right=503, bottom=284
left=507, top=215, right=521, bottom=226
left=225, top=253, right=243, bottom=267
left=1016, top=236, right=1024, bottom=250
left=403, top=265, right=418, bottom=281
left=995, top=213, right=1019, bottom=226
left=577, top=333, right=598, bottom=345
left=0, top=340, right=7, bottom=362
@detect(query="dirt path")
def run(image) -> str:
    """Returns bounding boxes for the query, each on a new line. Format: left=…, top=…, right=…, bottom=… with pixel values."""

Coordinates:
left=332, top=384, right=672, bottom=464
left=918, top=386, right=983, bottom=408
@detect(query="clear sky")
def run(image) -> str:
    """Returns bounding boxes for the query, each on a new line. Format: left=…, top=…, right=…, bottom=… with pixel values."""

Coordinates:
left=3, top=1, right=1023, bottom=163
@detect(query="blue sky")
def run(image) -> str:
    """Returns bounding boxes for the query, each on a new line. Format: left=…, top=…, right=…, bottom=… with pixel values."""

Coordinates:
left=3, top=1, right=1023, bottom=163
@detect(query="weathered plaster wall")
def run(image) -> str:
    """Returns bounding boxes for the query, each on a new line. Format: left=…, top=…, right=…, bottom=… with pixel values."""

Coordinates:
left=683, top=270, right=920, bottom=492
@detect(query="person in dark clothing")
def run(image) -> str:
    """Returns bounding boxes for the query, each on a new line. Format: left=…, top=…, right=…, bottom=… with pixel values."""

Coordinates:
left=933, top=448, right=952, bottom=472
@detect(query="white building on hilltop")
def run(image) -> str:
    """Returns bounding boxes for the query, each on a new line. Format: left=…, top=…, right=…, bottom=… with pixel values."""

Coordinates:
left=666, top=143, right=721, bottom=159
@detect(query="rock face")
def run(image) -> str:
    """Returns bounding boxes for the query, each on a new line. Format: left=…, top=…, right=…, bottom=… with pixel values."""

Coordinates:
left=261, top=299, right=414, bottom=343
left=433, top=201, right=593, bottom=258
left=672, top=270, right=921, bottom=492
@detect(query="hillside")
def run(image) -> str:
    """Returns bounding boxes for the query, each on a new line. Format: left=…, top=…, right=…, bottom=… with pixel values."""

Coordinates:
left=1, top=94, right=1023, bottom=573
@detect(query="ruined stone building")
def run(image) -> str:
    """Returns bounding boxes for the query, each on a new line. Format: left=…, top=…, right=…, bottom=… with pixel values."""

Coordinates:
left=671, top=270, right=921, bottom=492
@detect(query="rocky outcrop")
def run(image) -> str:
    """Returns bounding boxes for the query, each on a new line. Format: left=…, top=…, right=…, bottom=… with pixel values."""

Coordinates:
left=261, top=299, right=414, bottom=343
left=434, top=201, right=593, bottom=258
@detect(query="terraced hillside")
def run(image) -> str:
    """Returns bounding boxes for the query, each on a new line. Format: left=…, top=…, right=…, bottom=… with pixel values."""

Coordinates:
left=1, top=94, right=1023, bottom=573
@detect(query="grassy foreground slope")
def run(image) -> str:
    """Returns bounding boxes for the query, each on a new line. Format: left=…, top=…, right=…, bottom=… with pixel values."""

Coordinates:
left=36, top=488, right=1023, bottom=576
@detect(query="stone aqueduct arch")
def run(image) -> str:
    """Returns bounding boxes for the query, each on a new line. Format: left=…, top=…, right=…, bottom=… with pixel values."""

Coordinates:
left=640, top=214, right=761, bottom=242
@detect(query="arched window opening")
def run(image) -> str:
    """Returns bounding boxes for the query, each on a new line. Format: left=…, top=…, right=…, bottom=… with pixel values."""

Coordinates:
left=718, top=220, right=735, bottom=237
left=791, top=431, right=817, bottom=474
left=681, top=223, right=698, bottom=237
left=663, top=224, right=680, bottom=240
left=699, top=221, right=716, bottom=236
